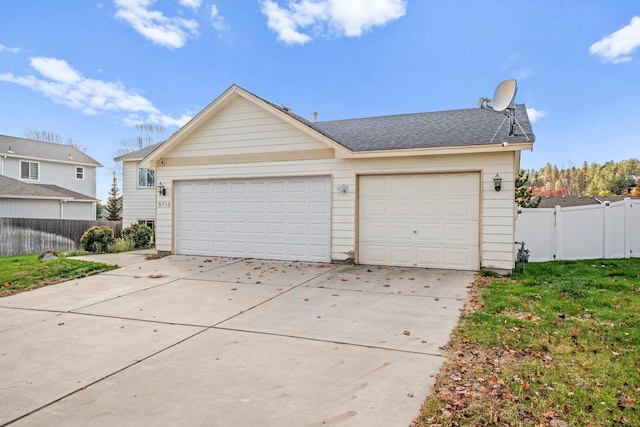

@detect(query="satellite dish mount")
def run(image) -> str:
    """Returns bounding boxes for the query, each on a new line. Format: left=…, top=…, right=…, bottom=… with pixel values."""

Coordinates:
left=479, top=79, right=529, bottom=142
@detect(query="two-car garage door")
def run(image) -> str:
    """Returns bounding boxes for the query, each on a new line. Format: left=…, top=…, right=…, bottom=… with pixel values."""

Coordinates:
left=174, top=173, right=479, bottom=270
left=359, top=173, right=480, bottom=270
left=175, top=177, right=331, bottom=262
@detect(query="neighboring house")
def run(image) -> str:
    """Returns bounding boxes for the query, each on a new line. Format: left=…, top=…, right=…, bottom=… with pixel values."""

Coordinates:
left=114, top=142, right=162, bottom=229
left=0, top=135, right=102, bottom=220
left=139, top=85, right=535, bottom=271
left=537, top=195, right=638, bottom=209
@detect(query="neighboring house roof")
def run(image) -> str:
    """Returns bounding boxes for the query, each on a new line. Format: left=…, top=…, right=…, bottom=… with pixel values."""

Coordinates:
left=0, top=134, right=102, bottom=167
left=0, top=175, right=96, bottom=201
left=114, top=141, right=163, bottom=162
left=537, top=195, right=638, bottom=208
left=141, top=84, right=535, bottom=167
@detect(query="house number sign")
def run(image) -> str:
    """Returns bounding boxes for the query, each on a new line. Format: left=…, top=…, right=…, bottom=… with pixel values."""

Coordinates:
left=158, top=201, right=171, bottom=208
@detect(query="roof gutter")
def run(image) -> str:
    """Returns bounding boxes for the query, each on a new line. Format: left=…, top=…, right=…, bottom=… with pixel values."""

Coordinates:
left=344, top=141, right=534, bottom=159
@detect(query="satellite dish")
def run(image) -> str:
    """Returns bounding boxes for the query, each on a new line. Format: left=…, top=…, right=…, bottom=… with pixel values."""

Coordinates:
left=478, top=79, right=529, bottom=142
left=491, top=79, right=517, bottom=112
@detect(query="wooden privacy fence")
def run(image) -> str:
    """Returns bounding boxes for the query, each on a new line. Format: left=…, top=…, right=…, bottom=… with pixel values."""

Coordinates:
left=515, top=199, right=640, bottom=262
left=0, top=218, right=122, bottom=257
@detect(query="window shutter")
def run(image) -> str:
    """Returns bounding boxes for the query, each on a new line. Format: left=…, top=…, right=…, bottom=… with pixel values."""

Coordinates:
left=30, top=162, right=39, bottom=180
left=21, top=162, right=29, bottom=179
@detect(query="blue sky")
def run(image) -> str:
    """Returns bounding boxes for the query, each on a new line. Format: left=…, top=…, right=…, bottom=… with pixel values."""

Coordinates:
left=1, top=1, right=639, bottom=202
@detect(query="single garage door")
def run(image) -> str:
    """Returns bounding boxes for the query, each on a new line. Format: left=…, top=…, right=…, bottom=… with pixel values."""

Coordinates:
left=175, top=177, right=331, bottom=262
left=359, top=173, right=479, bottom=270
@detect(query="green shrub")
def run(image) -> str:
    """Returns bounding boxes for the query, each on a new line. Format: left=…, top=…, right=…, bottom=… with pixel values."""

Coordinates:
left=80, top=226, right=115, bottom=253
left=108, top=238, right=134, bottom=253
left=121, top=223, right=153, bottom=249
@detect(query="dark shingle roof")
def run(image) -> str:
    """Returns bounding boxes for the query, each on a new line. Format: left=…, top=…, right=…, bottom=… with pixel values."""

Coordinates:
left=0, top=175, right=96, bottom=200
left=0, top=135, right=102, bottom=166
left=245, top=86, right=535, bottom=151
left=310, top=105, right=534, bottom=151
left=114, top=141, right=163, bottom=161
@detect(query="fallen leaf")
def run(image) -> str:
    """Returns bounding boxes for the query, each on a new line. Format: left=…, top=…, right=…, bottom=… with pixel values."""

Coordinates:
left=341, top=278, right=349, bottom=282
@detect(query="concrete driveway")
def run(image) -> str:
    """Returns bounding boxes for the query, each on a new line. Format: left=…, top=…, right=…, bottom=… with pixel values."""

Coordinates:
left=0, top=253, right=474, bottom=426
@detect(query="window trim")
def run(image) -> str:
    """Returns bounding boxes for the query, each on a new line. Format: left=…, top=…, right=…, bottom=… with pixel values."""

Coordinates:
left=20, top=160, right=40, bottom=181
left=137, top=219, right=155, bottom=230
left=75, top=166, right=85, bottom=180
left=137, top=165, right=155, bottom=188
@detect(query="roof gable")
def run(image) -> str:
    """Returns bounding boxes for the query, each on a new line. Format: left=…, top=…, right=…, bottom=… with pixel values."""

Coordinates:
left=0, top=135, right=102, bottom=167
left=141, top=85, right=350, bottom=167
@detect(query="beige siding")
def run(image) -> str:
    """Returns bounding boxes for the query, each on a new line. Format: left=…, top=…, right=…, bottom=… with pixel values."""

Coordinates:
left=155, top=150, right=517, bottom=270
left=121, top=161, right=156, bottom=227
left=162, top=96, right=329, bottom=159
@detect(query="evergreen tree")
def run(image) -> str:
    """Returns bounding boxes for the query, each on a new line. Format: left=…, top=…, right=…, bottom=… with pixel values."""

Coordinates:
left=105, top=174, right=123, bottom=221
left=96, top=201, right=103, bottom=220
left=516, top=170, right=541, bottom=208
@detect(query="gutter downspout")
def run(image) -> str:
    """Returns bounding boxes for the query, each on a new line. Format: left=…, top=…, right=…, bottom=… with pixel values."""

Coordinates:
left=60, top=199, right=69, bottom=219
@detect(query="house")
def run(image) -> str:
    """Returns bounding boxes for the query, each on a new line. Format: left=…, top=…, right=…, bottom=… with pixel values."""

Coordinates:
left=0, top=135, right=102, bottom=220
left=138, top=85, right=535, bottom=271
left=114, top=142, right=163, bottom=229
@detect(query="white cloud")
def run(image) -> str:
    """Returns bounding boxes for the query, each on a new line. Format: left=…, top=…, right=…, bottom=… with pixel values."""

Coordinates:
left=178, top=0, right=201, bottom=10
left=589, top=16, right=640, bottom=64
left=114, top=0, right=199, bottom=49
left=211, top=4, right=225, bottom=31
left=0, top=43, right=21, bottom=54
left=261, top=0, right=407, bottom=45
left=0, top=56, right=190, bottom=127
left=526, top=107, right=547, bottom=123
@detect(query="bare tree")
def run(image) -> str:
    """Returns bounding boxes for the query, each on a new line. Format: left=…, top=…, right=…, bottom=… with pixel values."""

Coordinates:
left=111, top=123, right=167, bottom=178
left=24, top=129, right=88, bottom=152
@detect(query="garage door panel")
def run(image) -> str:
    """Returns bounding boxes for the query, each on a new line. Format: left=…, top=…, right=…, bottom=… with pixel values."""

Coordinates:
left=359, top=173, right=479, bottom=270
left=176, top=177, right=330, bottom=262
left=288, top=202, right=306, bottom=214
left=390, top=246, right=413, bottom=265
left=391, top=199, right=413, bottom=216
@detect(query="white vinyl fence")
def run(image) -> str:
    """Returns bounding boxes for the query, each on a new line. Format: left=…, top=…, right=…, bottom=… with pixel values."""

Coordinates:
left=515, top=199, right=640, bottom=262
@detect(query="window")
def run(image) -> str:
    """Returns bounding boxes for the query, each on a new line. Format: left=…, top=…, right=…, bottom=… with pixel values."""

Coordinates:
left=76, top=166, right=84, bottom=180
left=20, top=161, right=39, bottom=181
left=137, top=219, right=155, bottom=230
left=138, top=167, right=155, bottom=187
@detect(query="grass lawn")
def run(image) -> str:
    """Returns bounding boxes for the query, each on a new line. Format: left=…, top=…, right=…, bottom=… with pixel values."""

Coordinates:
left=414, top=258, right=640, bottom=427
left=0, top=253, right=118, bottom=296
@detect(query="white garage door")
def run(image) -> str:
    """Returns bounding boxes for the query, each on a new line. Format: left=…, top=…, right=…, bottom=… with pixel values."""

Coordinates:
left=359, top=173, right=479, bottom=270
left=175, top=177, right=331, bottom=262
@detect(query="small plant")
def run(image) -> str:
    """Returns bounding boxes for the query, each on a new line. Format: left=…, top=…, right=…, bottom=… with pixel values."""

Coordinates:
left=80, top=226, right=115, bottom=253
left=108, top=238, right=134, bottom=253
left=121, top=223, right=153, bottom=249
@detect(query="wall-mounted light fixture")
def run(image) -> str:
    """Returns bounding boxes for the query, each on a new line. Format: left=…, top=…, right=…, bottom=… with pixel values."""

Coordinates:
left=337, top=184, right=349, bottom=193
left=493, top=173, right=502, bottom=192
left=157, top=182, right=166, bottom=196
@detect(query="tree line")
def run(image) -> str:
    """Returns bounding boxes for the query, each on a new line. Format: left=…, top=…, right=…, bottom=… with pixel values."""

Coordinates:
left=524, top=159, right=640, bottom=197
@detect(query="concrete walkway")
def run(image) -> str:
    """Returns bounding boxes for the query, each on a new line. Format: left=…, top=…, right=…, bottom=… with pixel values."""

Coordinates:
left=0, top=253, right=474, bottom=426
